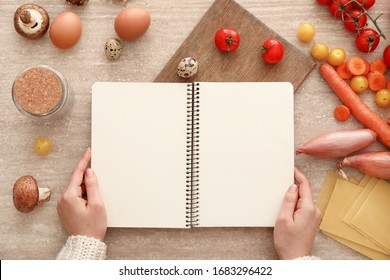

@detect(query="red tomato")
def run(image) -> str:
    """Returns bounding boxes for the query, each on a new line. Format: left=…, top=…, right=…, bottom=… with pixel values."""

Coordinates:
left=383, top=45, right=390, bottom=67
left=214, top=28, right=240, bottom=52
left=343, top=9, right=367, bottom=33
left=355, top=28, right=380, bottom=53
left=261, top=38, right=284, bottom=64
left=329, top=0, right=352, bottom=18
left=353, top=0, right=375, bottom=10
left=316, top=0, right=331, bottom=4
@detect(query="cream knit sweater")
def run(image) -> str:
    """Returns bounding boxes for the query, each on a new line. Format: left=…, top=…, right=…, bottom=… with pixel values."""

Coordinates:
left=56, top=235, right=107, bottom=260
left=56, top=235, right=319, bottom=260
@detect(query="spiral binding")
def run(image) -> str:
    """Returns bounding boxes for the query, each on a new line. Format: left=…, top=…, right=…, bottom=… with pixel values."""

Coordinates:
left=185, top=82, right=200, bottom=227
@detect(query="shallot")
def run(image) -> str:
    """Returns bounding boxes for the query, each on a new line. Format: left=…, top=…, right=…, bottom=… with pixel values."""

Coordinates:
left=337, top=151, right=390, bottom=180
left=296, top=129, right=376, bottom=158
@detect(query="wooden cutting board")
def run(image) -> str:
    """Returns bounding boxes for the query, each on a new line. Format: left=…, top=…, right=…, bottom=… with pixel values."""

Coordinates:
left=154, top=0, right=315, bottom=91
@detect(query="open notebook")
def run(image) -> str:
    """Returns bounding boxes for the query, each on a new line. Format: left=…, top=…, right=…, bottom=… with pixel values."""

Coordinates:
left=91, top=82, right=294, bottom=228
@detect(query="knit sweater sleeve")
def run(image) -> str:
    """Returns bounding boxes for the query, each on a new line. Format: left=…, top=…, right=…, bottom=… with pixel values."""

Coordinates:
left=56, top=235, right=107, bottom=260
left=293, top=256, right=321, bottom=260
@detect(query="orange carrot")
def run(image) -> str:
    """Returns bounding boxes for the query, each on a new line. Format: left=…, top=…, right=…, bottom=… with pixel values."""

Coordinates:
left=369, top=59, right=387, bottom=74
left=367, top=71, right=387, bottom=91
left=334, top=104, right=350, bottom=121
left=346, top=56, right=367, bottom=76
left=320, top=63, right=390, bottom=148
left=362, top=59, right=370, bottom=76
left=336, top=62, right=352, bottom=79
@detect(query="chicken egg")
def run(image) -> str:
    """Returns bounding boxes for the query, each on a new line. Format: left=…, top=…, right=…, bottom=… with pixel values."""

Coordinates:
left=114, top=7, right=151, bottom=41
left=50, top=12, right=82, bottom=49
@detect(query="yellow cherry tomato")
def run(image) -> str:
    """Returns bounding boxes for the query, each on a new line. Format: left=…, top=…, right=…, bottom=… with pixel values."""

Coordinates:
left=34, top=137, right=53, bottom=156
left=327, top=48, right=346, bottom=66
left=310, top=42, right=329, bottom=61
left=297, top=23, right=315, bottom=42
left=350, top=76, right=368, bottom=94
left=375, top=89, right=390, bottom=108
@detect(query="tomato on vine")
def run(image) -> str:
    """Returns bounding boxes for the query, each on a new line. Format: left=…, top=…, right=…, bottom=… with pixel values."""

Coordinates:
left=355, top=28, right=380, bottom=53
left=353, top=0, right=376, bottom=10
left=383, top=45, right=390, bottom=67
left=214, top=28, right=240, bottom=53
left=316, top=0, right=331, bottom=4
left=343, top=9, right=367, bottom=33
left=329, top=0, right=353, bottom=19
left=261, top=38, right=284, bottom=64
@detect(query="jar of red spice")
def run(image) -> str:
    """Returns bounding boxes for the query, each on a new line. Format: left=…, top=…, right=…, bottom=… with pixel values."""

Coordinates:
left=12, top=65, right=72, bottom=120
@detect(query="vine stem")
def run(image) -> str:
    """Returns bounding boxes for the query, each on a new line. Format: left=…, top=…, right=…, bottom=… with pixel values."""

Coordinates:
left=346, top=0, right=386, bottom=39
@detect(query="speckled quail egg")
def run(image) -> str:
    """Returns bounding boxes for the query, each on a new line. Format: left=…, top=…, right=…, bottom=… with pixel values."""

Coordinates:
left=177, top=57, right=198, bottom=78
left=104, top=38, right=122, bottom=60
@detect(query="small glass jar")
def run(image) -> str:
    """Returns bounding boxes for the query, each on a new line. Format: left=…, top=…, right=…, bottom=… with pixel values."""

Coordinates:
left=12, top=65, right=72, bottom=121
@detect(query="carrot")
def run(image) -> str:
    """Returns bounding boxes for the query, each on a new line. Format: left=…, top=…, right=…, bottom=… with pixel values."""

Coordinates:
left=370, top=59, right=387, bottom=74
left=336, top=62, right=352, bottom=79
left=362, top=59, right=370, bottom=76
left=320, top=63, right=390, bottom=148
left=367, top=71, right=387, bottom=91
left=346, top=56, right=367, bottom=76
left=334, top=104, right=350, bottom=121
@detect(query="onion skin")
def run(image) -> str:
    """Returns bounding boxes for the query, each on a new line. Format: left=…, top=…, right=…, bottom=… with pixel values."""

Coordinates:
left=337, top=151, right=390, bottom=179
left=296, top=129, right=377, bottom=158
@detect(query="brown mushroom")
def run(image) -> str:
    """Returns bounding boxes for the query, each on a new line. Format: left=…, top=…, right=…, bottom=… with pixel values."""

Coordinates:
left=66, top=0, right=89, bottom=6
left=13, top=176, right=51, bottom=213
left=14, top=4, right=50, bottom=40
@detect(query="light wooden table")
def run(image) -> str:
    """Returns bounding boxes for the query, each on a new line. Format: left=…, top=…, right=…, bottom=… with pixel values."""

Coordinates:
left=1, top=0, right=389, bottom=260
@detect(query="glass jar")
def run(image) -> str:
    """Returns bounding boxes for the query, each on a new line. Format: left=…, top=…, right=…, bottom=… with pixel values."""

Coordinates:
left=12, top=65, right=72, bottom=121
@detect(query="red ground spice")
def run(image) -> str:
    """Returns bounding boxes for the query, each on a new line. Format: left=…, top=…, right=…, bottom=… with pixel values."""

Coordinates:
left=13, top=67, right=62, bottom=115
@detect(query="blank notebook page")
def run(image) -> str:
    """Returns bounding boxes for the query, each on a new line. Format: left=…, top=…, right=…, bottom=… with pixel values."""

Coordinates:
left=197, top=82, right=294, bottom=227
left=92, top=82, right=188, bottom=228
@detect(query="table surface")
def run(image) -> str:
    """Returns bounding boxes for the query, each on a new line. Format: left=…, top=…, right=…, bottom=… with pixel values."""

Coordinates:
left=1, top=0, right=389, bottom=260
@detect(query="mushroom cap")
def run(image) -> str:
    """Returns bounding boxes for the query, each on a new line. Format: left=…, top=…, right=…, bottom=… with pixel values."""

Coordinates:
left=13, top=175, right=39, bottom=213
left=14, top=4, right=50, bottom=40
left=66, top=0, right=89, bottom=6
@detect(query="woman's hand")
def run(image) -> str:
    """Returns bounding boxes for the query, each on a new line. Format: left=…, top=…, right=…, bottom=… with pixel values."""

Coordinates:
left=273, top=167, right=321, bottom=259
left=57, top=148, right=107, bottom=241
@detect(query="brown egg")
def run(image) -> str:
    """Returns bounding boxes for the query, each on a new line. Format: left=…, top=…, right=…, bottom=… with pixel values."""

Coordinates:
left=114, top=7, right=151, bottom=41
left=50, top=12, right=82, bottom=49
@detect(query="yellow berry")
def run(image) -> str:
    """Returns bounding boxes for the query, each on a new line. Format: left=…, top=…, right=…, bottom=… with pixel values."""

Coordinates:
left=34, top=137, right=53, bottom=156
left=297, top=23, right=315, bottom=42
left=311, top=42, right=329, bottom=61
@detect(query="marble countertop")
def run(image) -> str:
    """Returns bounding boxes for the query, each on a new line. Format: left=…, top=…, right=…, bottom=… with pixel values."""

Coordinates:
left=1, top=0, right=389, bottom=260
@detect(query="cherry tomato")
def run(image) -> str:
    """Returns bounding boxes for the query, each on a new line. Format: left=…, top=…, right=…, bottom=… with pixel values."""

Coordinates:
left=353, top=0, right=375, bottom=10
left=214, top=28, right=240, bottom=53
left=327, top=47, right=346, bottom=66
left=297, top=23, right=315, bottom=42
left=311, top=42, right=329, bottom=61
left=355, top=28, right=380, bottom=53
left=343, top=9, right=367, bottom=33
left=329, top=0, right=353, bottom=18
left=375, top=89, right=390, bottom=108
left=34, top=137, right=53, bottom=156
left=316, top=0, right=331, bottom=4
left=383, top=45, right=390, bottom=67
left=261, top=38, right=284, bottom=64
left=350, top=76, right=369, bottom=94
